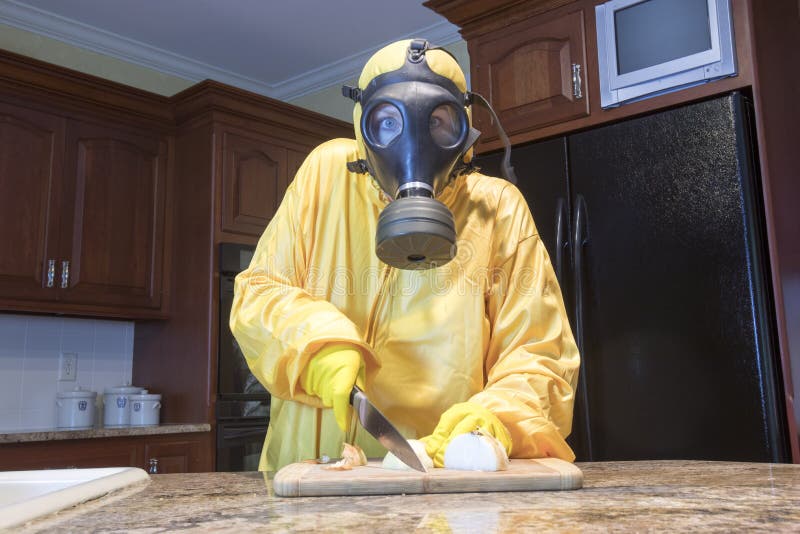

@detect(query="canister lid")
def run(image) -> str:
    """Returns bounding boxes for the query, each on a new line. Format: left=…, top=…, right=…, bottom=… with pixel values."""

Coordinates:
left=129, top=393, right=161, bottom=401
left=57, top=387, right=97, bottom=399
left=104, top=385, right=144, bottom=394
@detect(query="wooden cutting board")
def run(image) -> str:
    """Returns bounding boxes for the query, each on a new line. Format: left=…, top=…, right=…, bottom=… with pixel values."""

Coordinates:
left=273, top=458, right=582, bottom=497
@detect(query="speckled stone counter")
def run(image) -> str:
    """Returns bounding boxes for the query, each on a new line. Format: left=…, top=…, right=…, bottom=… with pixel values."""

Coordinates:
left=17, top=460, right=800, bottom=532
left=0, top=423, right=211, bottom=444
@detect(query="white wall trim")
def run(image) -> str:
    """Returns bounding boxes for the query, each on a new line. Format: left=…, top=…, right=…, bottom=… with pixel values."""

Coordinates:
left=0, top=0, right=462, bottom=100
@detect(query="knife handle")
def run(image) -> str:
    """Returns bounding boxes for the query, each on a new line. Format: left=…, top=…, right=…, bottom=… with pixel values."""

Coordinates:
left=349, top=385, right=363, bottom=405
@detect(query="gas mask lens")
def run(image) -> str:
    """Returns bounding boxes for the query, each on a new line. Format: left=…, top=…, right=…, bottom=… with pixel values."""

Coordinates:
left=367, top=103, right=403, bottom=147
left=429, top=104, right=461, bottom=147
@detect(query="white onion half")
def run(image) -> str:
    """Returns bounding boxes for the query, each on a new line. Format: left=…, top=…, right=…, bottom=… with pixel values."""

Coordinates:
left=443, top=430, right=509, bottom=471
left=381, top=439, right=433, bottom=472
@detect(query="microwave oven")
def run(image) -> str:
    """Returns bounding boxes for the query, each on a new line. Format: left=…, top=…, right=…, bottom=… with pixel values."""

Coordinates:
left=596, top=0, right=737, bottom=108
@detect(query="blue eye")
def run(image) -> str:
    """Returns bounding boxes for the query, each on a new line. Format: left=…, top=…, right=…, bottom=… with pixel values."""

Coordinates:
left=367, top=103, right=403, bottom=146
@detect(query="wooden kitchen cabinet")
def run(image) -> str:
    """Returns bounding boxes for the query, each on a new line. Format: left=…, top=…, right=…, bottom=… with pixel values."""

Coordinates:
left=57, top=118, right=168, bottom=311
left=219, top=125, right=290, bottom=238
left=470, top=7, right=589, bottom=146
left=0, top=51, right=173, bottom=319
left=0, top=438, right=139, bottom=471
left=0, top=432, right=210, bottom=472
left=0, top=113, right=169, bottom=316
left=0, top=102, right=64, bottom=304
left=143, top=437, right=202, bottom=473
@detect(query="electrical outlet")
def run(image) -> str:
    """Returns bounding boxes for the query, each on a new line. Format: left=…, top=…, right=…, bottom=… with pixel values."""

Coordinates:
left=58, top=352, right=77, bottom=381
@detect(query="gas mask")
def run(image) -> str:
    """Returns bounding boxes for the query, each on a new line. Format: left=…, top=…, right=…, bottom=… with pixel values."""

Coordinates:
left=344, top=40, right=481, bottom=270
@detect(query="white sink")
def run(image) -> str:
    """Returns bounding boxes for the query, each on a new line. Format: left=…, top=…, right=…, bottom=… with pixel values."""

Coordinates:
left=0, top=467, right=149, bottom=529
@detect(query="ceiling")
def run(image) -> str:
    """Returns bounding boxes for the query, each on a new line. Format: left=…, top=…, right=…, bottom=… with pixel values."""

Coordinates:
left=0, top=0, right=461, bottom=100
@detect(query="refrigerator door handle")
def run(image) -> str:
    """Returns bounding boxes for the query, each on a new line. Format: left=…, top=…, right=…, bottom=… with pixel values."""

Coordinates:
left=572, top=194, right=594, bottom=460
left=554, top=197, right=567, bottom=286
left=573, top=195, right=588, bottom=350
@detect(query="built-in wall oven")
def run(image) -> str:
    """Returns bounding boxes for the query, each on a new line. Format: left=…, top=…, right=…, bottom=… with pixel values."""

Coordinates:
left=217, top=243, right=269, bottom=471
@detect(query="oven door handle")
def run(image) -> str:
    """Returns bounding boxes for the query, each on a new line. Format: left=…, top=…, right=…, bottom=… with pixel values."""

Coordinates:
left=220, top=425, right=267, bottom=440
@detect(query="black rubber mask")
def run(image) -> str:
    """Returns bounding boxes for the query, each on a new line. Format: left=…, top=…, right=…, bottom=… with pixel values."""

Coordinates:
left=357, top=43, right=474, bottom=270
left=362, top=82, right=468, bottom=200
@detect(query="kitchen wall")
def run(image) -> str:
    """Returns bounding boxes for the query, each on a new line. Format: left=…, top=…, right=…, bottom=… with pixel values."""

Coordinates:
left=0, top=314, right=134, bottom=431
left=0, top=23, right=194, bottom=96
left=289, top=77, right=359, bottom=123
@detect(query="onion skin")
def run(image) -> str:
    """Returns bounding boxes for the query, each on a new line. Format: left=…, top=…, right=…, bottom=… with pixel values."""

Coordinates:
left=381, top=439, right=433, bottom=472
left=443, top=430, right=510, bottom=471
left=323, top=443, right=368, bottom=470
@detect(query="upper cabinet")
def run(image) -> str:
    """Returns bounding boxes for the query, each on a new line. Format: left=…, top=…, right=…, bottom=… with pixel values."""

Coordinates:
left=0, top=103, right=170, bottom=316
left=172, top=81, right=351, bottom=244
left=58, top=118, right=168, bottom=310
left=0, top=51, right=174, bottom=319
left=471, top=8, right=589, bottom=145
left=0, top=103, right=63, bottom=304
left=218, top=125, right=290, bottom=238
left=218, top=126, right=321, bottom=239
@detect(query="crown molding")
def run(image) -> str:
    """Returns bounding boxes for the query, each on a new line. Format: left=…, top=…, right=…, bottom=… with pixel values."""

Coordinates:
left=0, top=0, right=462, bottom=101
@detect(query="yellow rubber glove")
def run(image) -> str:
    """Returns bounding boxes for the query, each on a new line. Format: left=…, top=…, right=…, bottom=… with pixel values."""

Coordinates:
left=420, top=401, right=513, bottom=467
left=300, top=344, right=364, bottom=432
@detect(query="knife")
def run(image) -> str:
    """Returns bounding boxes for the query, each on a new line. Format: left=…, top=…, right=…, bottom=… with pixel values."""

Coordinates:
left=349, top=385, right=427, bottom=472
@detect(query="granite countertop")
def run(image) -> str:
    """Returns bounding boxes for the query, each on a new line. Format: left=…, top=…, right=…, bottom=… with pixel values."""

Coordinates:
left=17, top=460, right=800, bottom=532
left=0, top=423, right=211, bottom=444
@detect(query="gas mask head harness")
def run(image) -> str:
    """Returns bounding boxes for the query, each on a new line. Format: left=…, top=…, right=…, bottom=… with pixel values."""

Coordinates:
left=344, top=39, right=516, bottom=270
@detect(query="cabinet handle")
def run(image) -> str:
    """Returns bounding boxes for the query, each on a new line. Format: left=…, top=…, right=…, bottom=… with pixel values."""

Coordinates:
left=46, top=259, right=56, bottom=288
left=572, top=63, right=583, bottom=100
left=572, top=194, right=593, bottom=459
left=61, top=260, right=70, bottom=289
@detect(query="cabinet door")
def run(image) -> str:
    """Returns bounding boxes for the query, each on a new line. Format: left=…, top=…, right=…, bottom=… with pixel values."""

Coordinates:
left=472, top=9, right=589, bottom=146
left=59, top=119, right=167, bottom=310
left=219, top=127, right=289, bottom=237
left=0, top=103, right=63, bottom=302
left=144, top=438, right=202, bottom=473
left=0, top=439, right=139, bottom=470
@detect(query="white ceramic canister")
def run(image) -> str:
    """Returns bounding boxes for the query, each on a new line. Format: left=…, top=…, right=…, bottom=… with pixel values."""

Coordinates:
left=129, top=393, right=161, bottom=426
left=56, top=388, right=97, bottom=429
left=103, top=386, right=144, bottom=427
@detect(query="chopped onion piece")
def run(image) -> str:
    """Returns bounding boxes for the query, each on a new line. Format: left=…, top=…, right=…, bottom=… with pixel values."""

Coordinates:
left=443, top=430, right=509, bottom=471
left=322, top=442, right=367, bottom=471
left=381, top=439, right=433, bottom=472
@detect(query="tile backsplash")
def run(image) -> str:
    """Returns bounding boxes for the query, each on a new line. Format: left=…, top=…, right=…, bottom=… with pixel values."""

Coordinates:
left=0, top=314, right=134, bottom=431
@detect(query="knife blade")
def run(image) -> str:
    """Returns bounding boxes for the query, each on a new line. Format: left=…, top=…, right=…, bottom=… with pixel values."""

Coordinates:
left=349, top=385, right=427, bottom=472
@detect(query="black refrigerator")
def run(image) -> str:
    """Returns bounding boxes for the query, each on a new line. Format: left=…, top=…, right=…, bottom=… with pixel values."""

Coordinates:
left=476, top=92, right=793, bottom=463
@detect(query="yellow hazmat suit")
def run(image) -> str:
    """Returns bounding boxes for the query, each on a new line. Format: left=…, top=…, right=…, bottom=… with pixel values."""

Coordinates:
left=229, top=41, right=580, bottom=472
